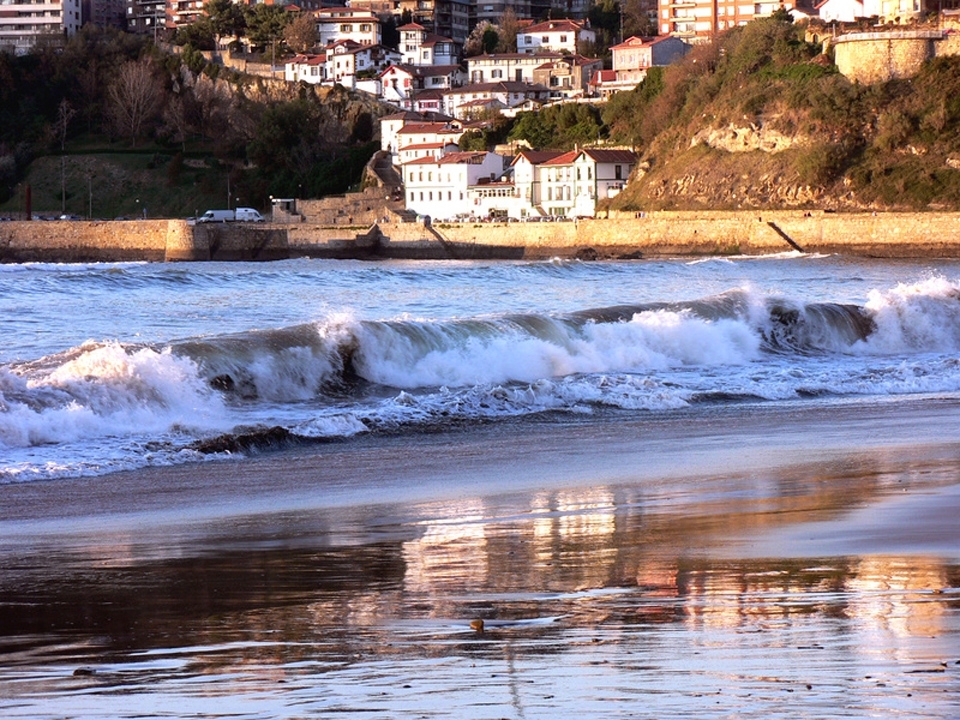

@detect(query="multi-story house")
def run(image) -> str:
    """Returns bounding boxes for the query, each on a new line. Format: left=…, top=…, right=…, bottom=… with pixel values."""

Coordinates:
left=0, top=0, right=81, bottom=54
left=285, top=53, right=328, bottom=83
left=326, top=40, right=400, bottom=85
left=402, top=151, right=507, bottom=220
left=591, top=34, right=689, bottom=95
left=379, top=63, right=464, bottom=111
left=510, top=148, right=637, bottom=217
left=398, top=0, right=470, bottom=44
left=380, top=111, right=461, bottom=156
left=659, top=0, right=795, bottom=41
left=443, top=81, right=549, bottom=119
left=315, top=6, right=381, bottom=46
left=531, top=54, right=603, bottom=99
left=466, top=52, right=563, bottom=84
left=517, top=19, right=595, bottom=55
left=398, top=22, right=460, bottom=65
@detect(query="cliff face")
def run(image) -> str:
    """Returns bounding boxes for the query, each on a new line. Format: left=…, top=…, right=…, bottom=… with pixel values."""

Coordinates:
left=607, top=18, right=960, bottom=213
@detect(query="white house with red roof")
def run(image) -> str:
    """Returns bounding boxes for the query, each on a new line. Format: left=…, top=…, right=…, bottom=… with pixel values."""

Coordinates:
left=380, top=111, right=461, bottom=155
left=285, top=53, right=327, bottom=84
left=325, top=41, right=400, bottom=86
left=402, top=152, right=507, bottom=220
left=611, top=35, right=690, bottom=85
left=517, top=19, right=595, bottom=55
left=510, top=148, right=637, bottom=218
left=398, top=22, right=461, bottom=66
left=313, top=7, right=381, bottom=46
left=466, top=52, right=563, bottom=84
left=379, top=64, right=465, bottom=110
left=443, top=81, right=550, bottom=119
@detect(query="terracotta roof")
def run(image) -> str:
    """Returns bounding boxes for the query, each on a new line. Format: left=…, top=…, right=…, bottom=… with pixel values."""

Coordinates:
left=396, top=122, right=461, bottom=135
left=520, top=19, right=588, bottom=35
left=403, top=151, right=489, bottom=166
left=580, top=149, right=638, bottom=164
left=399, top=142, right=452, bottom=151
left=398, top=22, right=427, bottom=30
left=511, top=150, right=565, bottom=166
left=542, top=150, right=580, bottom=166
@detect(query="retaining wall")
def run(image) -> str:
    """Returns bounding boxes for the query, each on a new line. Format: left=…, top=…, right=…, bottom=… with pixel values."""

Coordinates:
left=2, top=211, right=960, bottom=263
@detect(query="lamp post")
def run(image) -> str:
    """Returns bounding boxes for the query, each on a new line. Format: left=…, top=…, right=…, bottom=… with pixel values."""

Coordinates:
left=135, top=198, right=140, bottom=219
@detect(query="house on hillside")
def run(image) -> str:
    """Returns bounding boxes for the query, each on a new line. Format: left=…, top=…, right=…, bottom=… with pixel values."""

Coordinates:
left=380, top=111, right=460, bottom=156
left=402, top=151, right=507, bottom=219
left=517, top=19, right=596, bottom=55
left=532, top=54, right=603, bottom=99
left=398, top=22, right=461, bottom=65
left=285, top=53, right=327, bottom=84
left=379, top=64, right=465, bottom=111
left=326, top=41, right=400, bottom=87
left=466, top=52, right=563, bottom=84
left=611, top=35, right=690, bottom=85
left=444, top=81, right=550, bottom=119
left=314, top=7, right=381, bottom=46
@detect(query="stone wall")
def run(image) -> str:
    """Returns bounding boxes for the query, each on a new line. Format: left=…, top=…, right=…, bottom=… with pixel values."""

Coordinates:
left=833, top=31, right=944, bottom=84
left=3, top=212, right=960, bottom=263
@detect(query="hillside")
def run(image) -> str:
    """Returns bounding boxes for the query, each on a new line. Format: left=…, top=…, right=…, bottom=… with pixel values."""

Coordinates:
left=0, top=28, right=388, bottom=219
left=606, top=14, right=960, bottom=212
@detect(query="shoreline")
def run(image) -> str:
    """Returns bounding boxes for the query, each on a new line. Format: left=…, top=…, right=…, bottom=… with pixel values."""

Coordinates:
left=3, top=397, right=960, bottom=561
left=4, top=210, right=960, bottom=262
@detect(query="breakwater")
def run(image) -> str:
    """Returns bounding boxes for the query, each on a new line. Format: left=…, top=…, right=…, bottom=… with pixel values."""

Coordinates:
left=3, top=210, right=960, bottom=262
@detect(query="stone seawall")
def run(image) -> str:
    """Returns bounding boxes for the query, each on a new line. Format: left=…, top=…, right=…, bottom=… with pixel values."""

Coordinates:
left=2, top=211, right=960, bottom=263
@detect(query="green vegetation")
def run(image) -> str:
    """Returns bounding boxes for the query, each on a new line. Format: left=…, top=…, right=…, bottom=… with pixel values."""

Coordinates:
left=606, top=13, right=960, bottom=211
left=0, top=19, right=384, bottom=218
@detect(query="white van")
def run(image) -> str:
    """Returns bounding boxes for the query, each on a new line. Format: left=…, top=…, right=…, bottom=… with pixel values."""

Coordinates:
left=197, top=209, right=235, bottom=223
left=235, top=207, right=265, bottom=222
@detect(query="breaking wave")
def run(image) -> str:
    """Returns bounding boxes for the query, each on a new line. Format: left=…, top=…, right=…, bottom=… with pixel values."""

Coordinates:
left=3, top=279, right=960, bottom=480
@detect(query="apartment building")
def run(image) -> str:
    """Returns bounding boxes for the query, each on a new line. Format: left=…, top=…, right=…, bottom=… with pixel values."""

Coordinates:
left=660, top=0, right=794, bottom=41
left=0, top=0, right=82, bottom=54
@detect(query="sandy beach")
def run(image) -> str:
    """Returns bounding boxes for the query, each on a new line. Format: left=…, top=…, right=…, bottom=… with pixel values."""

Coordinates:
left=2, top=397, right=959, bottom=718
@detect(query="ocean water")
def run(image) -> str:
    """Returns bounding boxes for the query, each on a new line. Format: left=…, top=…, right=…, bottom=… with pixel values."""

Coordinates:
left=3, top=252, right=960, bottom=483
left=3, top=252, right=960, bottom=719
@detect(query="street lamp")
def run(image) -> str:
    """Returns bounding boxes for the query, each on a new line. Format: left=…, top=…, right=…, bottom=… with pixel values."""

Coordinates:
left=135, top=198, right=140, bottom=219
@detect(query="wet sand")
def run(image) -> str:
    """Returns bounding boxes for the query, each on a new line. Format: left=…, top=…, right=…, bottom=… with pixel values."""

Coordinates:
left=2, top=398, right=959, bottom=718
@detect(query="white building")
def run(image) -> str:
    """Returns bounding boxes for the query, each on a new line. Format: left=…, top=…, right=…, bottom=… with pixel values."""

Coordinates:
left=443, top=81, right=550, bottom=119
left=510, top=148, right=637, bottom=218
left=285, top=53, right=327, bottom=83
left=379, top=64, right=464, bottom=111
left=380, top=111, right=461, bottom=155
left=611, top=35, right=690, bottom=85
left=314, top=7, right=381, bottom=47
left=325, top=41, right=400, bottom=86
left=403, top=151, right=507, bottom=220
left=517, top=19, right=595, bottom=55
left=466, top=52, right=562, bottom=84
left=0, top=0, right=81, bottom=55
left=398, top=22, right=461, bottom=66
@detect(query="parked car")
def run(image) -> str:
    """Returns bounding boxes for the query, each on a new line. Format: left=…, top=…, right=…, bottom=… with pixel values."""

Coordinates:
left=235, top=207, right=265, bottom=222
left=197, top=209, right=235, bottom=223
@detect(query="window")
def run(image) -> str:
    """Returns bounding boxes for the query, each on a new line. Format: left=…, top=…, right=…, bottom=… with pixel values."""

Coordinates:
left=560, top=35, right=567, bottom=42
left=615, top=165, right=622, bottom=180
left=541, top=36, right=548, bottom=42
left=340, top=24, right=352, bottom=31
left=492, top=69, right=502, bottom=78
left=360, top=23, right=370, bottom=31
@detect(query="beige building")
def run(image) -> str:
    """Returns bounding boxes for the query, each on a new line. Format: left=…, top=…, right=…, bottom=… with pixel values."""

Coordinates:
left=0, top=0, right=82, bottom=54
left=660, top=0, right=794, bottom=42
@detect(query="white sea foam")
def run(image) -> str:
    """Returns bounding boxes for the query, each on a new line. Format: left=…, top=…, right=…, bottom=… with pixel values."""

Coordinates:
left=351, top=310, right=760, bottom=390
left=0, top=342, right=228, bottom=449
left=859, top=276, right=960, bottom=353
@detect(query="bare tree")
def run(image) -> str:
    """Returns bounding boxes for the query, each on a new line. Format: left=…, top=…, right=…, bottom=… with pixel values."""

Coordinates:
left=495, top=8, right=521, bottom=54
left=283, top=12, right=318, bottom=54
left=54, top=99, right=76, bottom=151
left=107, top=59, right=164, bottom=145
